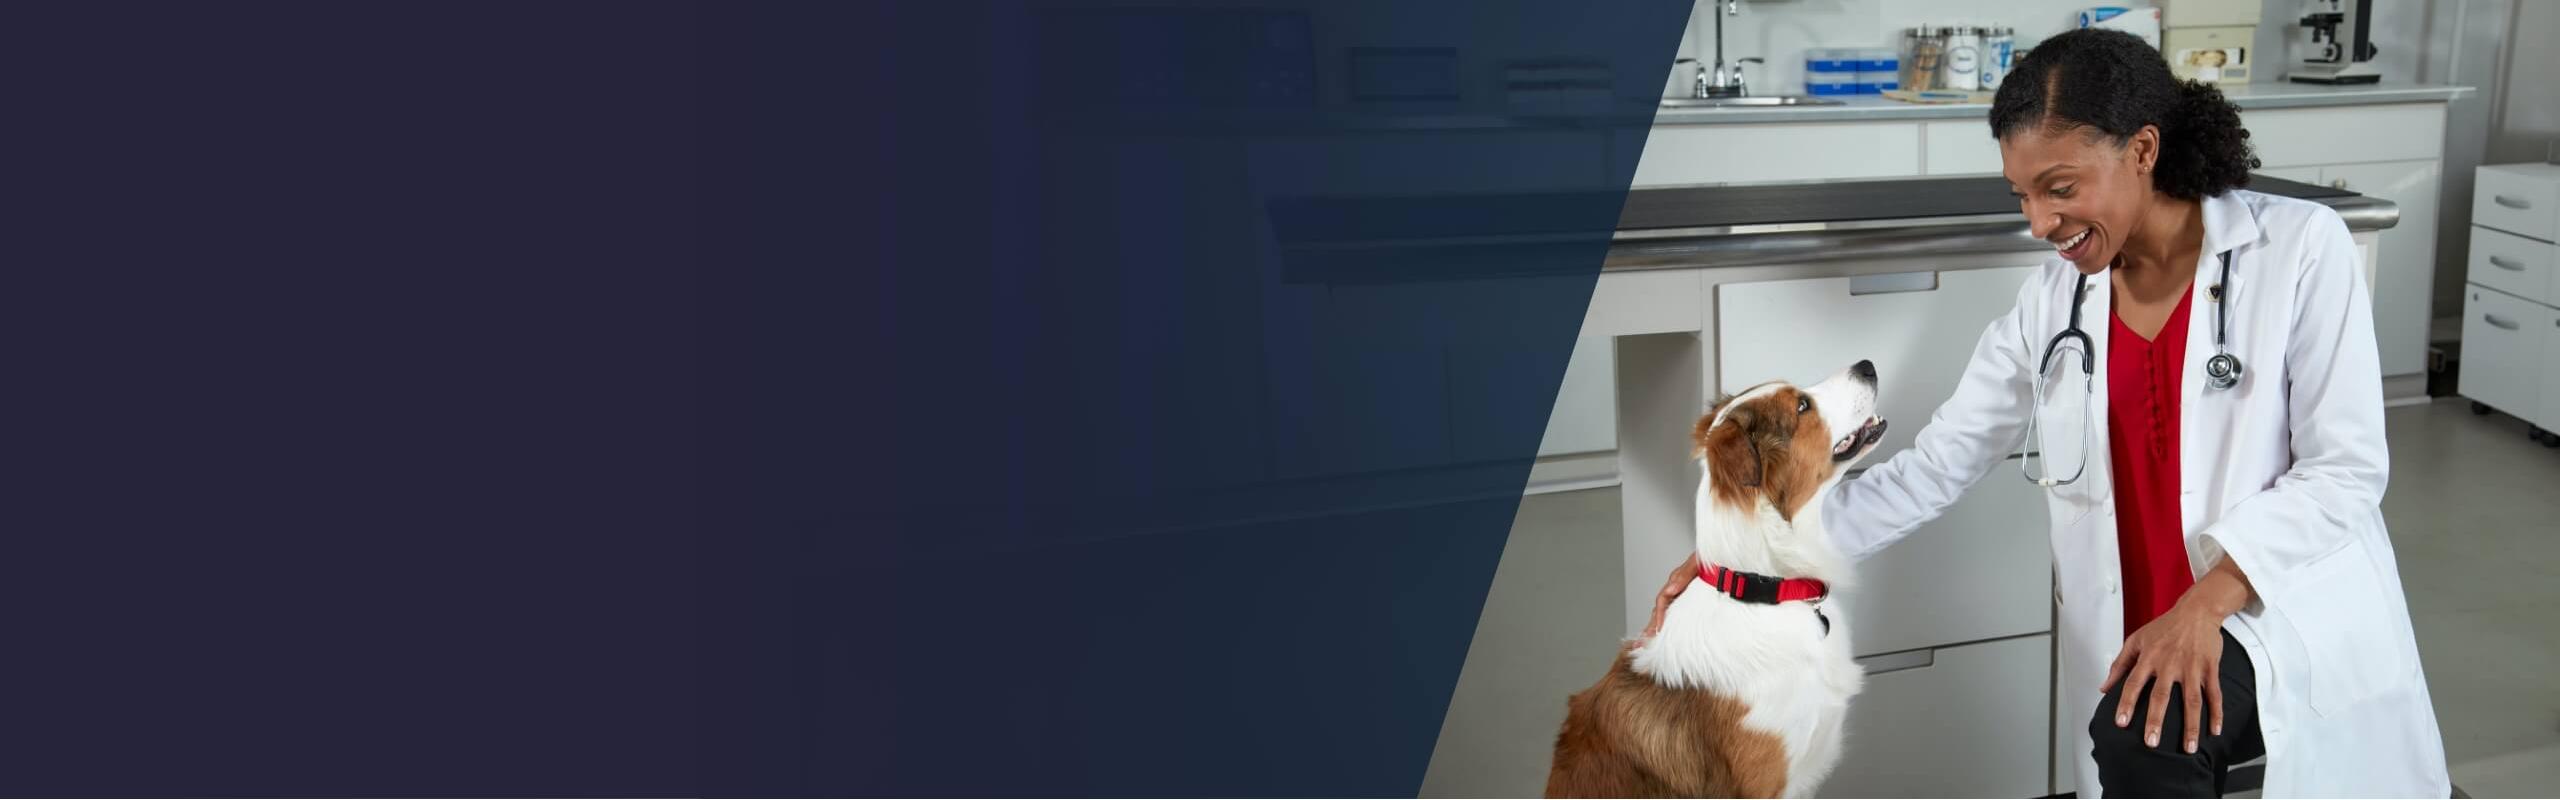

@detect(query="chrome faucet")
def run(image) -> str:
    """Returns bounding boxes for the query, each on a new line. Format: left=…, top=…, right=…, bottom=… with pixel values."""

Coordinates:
left=1699, top=0, right=1757, bottom=98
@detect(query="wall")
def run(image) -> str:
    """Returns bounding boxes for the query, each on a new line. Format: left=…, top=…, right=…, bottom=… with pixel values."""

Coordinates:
left=1667, top=1, right=2451, bottom=99
left=1662, top=0, right=2516, bottom=325
left=1669, top=0, right=2108, bottom=97
left=2416, top=0, right=2516, bottom=322
left=2485, top=0, right=2560, bottom=165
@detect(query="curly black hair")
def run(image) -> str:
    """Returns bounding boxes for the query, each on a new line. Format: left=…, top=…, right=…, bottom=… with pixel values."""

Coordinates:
left=1988, top=28, right=2258, bottom=200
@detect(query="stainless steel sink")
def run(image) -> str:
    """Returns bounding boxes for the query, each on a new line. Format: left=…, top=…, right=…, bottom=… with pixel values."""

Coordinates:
left=1659, top=95, right=1844, bottom=108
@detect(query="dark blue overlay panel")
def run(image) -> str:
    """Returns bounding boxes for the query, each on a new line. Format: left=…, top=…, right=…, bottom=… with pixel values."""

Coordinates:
left=4, top=1, right=1688, bottom=794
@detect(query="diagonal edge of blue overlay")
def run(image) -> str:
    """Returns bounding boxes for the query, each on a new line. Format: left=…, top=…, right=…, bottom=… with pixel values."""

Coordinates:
left=2, top=0, right=1689, bottom=795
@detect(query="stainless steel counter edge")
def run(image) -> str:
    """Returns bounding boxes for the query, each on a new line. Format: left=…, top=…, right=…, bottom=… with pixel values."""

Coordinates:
left=1604, top=195, right=2397, bottom=271
left=1652, top=84, right=2473, bottom=125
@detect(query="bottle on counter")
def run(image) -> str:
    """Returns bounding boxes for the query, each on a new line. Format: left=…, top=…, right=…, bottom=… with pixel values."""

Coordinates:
left=1941, top=26, right=1981, bottom=91
left=1902, top=27, right=1942, bottom=92
left=1980, top=27, right=2013, bottom=91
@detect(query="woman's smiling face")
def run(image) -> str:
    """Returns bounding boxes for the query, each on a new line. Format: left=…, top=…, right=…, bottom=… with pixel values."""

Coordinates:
left=2000, top=122, right=2160, bottom=274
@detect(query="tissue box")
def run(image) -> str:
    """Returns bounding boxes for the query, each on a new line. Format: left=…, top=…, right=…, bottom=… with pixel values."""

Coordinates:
left=2079, top=7, right=2163, bottom=49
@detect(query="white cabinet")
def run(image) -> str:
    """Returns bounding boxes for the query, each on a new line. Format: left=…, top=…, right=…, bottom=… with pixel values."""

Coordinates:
left=2259, top=165, right=2323, bottom=184
left=1818, top=634, right=2055, bottom=799
left=1536, top=336, right=1617, bottom=456
left=1922, top=119, right=2001, bottom=176
left=1836, top=470, right=2051, bottom=658
left=2242, top=104, right=2447, bottom=169
left=2459, top=286, right=2544, bottom=421
left=2467, top=226, right=2555, bottom=303
left=1634, top=122, right=1923, bottom=186
left=2327, top=160, right=2444, bottom=378
left=1716, top=267, right=2038, bottom=464
left=2256, top=159, right=2442, bottom=378
left=1632, top=102, right=2449, bottom=384
left=2459, top=164, right=2560, bottom=430
left=2474, top=163, right=2560, bottom=242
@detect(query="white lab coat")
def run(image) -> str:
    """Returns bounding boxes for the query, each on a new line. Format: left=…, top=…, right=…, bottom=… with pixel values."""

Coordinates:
left=1824, top=190, right=2450, bottom=798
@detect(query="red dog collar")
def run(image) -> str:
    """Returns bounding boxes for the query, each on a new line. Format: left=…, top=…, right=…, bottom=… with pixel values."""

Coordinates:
left=1699, top=561, right=1830, bottom=605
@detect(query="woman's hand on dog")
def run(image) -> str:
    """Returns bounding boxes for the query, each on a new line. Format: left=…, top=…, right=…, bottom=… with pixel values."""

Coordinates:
left=1640, top=552, right=1702, bottom=641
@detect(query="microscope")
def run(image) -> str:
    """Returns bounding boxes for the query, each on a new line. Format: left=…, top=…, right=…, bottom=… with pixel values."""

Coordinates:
left=2289, top=0, right=2382, bottom=84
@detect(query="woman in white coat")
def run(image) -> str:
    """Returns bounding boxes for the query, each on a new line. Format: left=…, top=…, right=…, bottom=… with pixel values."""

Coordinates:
left=1644, top=30, right=2449, bottom=797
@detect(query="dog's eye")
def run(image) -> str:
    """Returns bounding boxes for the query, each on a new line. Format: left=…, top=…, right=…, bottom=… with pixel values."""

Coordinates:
left=1797, top=396, right=1811, bottom=414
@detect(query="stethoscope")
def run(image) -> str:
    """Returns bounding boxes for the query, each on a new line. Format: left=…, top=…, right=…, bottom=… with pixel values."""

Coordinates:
left=2022, top=250, right=2241, bottom=487
left=2042, top=249, right=2244, bottom=392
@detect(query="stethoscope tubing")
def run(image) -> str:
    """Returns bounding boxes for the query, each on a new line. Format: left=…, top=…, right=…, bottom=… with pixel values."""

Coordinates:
left=2042, top=250, right=2242, bottom=390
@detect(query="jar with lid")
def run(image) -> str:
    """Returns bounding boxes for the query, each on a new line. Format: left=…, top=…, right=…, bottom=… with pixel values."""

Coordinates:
left=1941, top=26, right=1982, bottom=91
left=1900, top=27, right=1942, bottom=92
left=1981, top=27, right=2014, bottom=91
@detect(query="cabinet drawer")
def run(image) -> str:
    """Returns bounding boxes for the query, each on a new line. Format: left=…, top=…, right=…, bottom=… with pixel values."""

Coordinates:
left=2468, top=226, right=2558, bottom=305
left=1838, top=470, right=2051, bottom=657
left=2459, top=286, right=2550, bottom=417
left=2474, top=165, right=2560, bottom=242
left=1819, top=635, right=2053, bottom=799
left=1636, top=123, right=1922, bottom=186
left=1717, top=266, right=2037, bottom=464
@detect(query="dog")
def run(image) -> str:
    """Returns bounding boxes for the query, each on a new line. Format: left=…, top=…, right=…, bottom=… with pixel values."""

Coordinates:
left=1546, top=360, right=1887, bottom=799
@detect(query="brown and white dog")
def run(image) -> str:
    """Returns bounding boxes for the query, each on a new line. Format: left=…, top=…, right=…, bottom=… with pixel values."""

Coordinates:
left=1546, top=360, right=1887, bottom=799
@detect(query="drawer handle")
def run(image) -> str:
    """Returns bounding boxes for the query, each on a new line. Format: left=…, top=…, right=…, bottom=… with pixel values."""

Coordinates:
left=2490, top=255, right=2527, bottom=271
left=1849, top=271, right=1939, bottom=296
left=2485, top=313, right=2522, bottom=331
left=1855, top=649, right=1936, bottom=676
left=2494, top=194, right=2533, bottom=210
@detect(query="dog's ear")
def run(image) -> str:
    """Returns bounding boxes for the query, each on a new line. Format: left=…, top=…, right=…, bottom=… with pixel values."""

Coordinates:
left=1698, top=402, right=1764, bottom=490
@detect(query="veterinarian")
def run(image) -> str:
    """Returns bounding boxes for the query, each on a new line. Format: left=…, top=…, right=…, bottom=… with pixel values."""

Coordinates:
left=1644, top=29, right=2449, bottom=798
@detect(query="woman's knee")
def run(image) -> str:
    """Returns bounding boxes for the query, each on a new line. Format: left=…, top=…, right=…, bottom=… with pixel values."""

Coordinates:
left=2086, top=685, right=2174, bottom=760
left=2087, top=691, right=2146, bottom=757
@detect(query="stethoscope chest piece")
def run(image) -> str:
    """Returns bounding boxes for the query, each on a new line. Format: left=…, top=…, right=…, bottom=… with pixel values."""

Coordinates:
left=2202, top=252, right=2243, bottom=390
left=2205, top=351, right=2243, bottom=389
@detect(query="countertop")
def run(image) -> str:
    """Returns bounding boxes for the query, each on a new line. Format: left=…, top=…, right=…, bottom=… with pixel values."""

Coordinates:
left=1653, top=81, right=2474, bottom=125
left=1604, top=174, right=2397, bottom=271
left=1616, top=174, right=2349, bottom=230
left=1265, top=173, right=2395, bottom=281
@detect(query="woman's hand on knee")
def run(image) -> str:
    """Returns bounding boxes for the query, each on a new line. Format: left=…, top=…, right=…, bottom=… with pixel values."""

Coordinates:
left=1639, top=552, right=1701, bottom=641
left=2102, top=601, right=2230, bottom=754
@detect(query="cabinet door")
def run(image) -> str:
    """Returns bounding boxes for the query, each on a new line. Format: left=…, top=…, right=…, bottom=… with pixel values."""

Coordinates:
left=2258, top=165, right=2324, bottom=185
left=1922, top=119, right=2002, bottom=176
left=1535, top=336, right=1617, bottom=456
left=1635, top=123, right=1923, bottom=187
left=1717, top=267, right=2037, bottom=464
left=2459, top=286, right=2543, bottom=417
left=2475, top=164, right=2560, bottom=243
left=2467, top=226, right=2557, bottom=306
left=1818, top=635, right=2055, bottom=799
left=1837, top=470, right=2052, bottom=658
left=2326, top=160, right=2443, bottom=377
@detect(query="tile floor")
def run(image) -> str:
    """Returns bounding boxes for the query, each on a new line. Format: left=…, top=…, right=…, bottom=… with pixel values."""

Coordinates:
left=1421, top=398, right=2560, bottom=798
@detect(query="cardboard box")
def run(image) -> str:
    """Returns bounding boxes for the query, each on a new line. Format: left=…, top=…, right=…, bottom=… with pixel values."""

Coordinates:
left=2165, top=0, right=2259, bottom=28
left=2078, top=7, right=2163, bottom=49
left=2166, top=25, right=2253, bottom=83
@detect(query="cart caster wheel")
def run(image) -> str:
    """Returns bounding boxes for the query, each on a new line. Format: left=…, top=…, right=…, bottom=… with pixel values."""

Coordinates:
left=2543, top=430, right=2560, bottom=449
left=2473, top=401, right=2495, bottom=416
left=2530, top=426, right=2545, bottom=442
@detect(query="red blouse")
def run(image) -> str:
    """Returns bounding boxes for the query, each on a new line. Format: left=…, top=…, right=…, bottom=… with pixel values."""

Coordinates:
left=2108, top=289, right=2198, bottom=634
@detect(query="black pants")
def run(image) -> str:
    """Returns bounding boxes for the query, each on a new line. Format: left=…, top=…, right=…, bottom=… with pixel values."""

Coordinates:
left=2089, top=630, right=2267, bottom=798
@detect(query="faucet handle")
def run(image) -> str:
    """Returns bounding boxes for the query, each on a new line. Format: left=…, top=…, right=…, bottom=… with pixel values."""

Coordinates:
left=1733, top=57, right=1763, bottom=94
